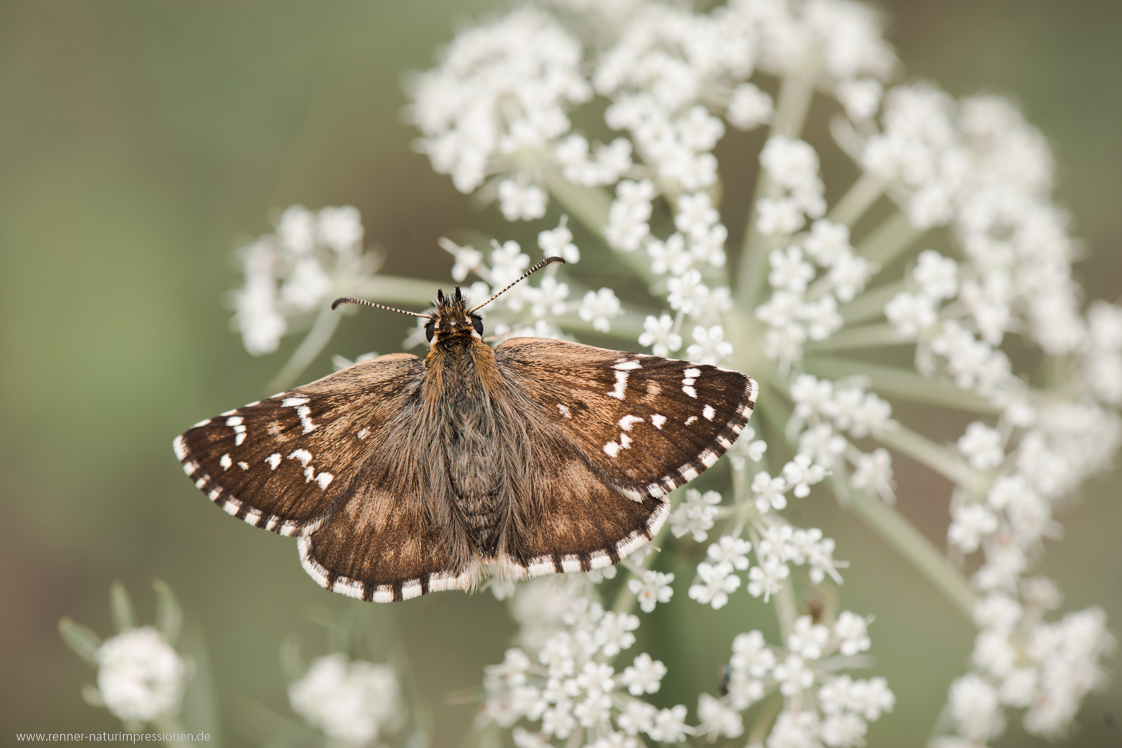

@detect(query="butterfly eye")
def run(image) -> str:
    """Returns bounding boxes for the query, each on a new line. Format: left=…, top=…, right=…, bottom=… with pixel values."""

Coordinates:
left=425, top=319, right=436, bottom=342
left=471, top=315, right=484, bottom=336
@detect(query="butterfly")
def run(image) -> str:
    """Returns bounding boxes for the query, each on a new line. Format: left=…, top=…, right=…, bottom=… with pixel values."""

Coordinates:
left=174, top=257, right=758, bottom=602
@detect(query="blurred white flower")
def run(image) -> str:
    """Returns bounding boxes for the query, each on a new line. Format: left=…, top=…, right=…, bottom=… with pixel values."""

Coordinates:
left=288, top=653, right=402, bottom=745
left=96, top=627, right=187, bottom=724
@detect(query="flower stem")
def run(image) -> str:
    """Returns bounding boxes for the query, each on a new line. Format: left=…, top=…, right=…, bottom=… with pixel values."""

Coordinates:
left=803, top=323, right=903, bottom=352
left=876, top=424, right=978, bottom=490
left=734, top=73, right=815, bottom=315
left=803, top=356, right=999, bottom=414
left=857, top=211, right=923, bottom=270
left=838, top=279, right=903, bottom=325
left=827, top=171, right=885, bottom=228
left=842, top=480, right=975, bottom=618
left=267, top=300, right=342, bottom=393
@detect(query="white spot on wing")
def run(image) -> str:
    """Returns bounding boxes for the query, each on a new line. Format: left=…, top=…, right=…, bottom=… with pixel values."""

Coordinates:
left=604, top=441, right=621, bottom=458
left=619, top=415, right=643, bottom=431
left=613, top=359, right=643, bottom=370
left=703, top=404, right=716, bottom=420
left=266, top=453, right=281, bottom=470
left=220, top=454, right=232, bottom=470
left=685, top=415, right=698, bottom=426
left=561, top=555, right=582, bottom=573
left=608, top=371, right=628, bottom=400
left=238, top=461, right=248, bottom=470
left=225, top=416, right=244, bottom=426
left=700, top=449, right=719, bottom=467
left=357, top=428, right=370, bottom=440
left=315, top=472, right=333, bottom=489
left=173, top=435, right=188, bottom=460
left=401, top=579, right=423, bottom=600
left=283, top=397, right=310, bottom=407
left=288, top=449, right=312, bottom=466
left=557, top=403, right=572, bottom=418
left=651, top=414, right=667, bottom=430
left=296, top=405, right=316, bottom=434
left=683, top=385, right=697, bottom=398
left=685, top=367, right=701, bottom=378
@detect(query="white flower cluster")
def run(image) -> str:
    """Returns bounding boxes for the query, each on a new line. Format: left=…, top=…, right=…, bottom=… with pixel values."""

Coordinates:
left=232, top=205, right=373, bottom=355
left=95, top=627, right=187, bottom=725
left=482, top=580, right=689, bottom=746
left=698, top=617, right=894, bottom=747
left=399, top=0, right=1122, bottom=745
left=935, top=592, right=1114, bottom=745
left=288, top=653, right=403, bottom=745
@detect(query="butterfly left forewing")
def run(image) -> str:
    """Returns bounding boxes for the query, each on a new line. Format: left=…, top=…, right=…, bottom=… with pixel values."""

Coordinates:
left=173, top=352, right=424, bottom=536
left=494, top=337, right=757, bottom=499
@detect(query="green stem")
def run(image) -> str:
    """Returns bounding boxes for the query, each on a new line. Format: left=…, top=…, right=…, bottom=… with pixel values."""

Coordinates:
left=876, top=424, right=978, bottom=489
left=843, top=481, right=975, bottom=618
left=838, top=279, right=903, bottom=325
left=267, top=300, right=342, bottom=393
left=826, top=171, right=885, bottom=228
left=857, top=211, right=923, bottom=270
left=803, top=356, right=999, bottom=414
left=734, top=74, right=816, bottom=315
left=803, top=323, right=904, bottom=352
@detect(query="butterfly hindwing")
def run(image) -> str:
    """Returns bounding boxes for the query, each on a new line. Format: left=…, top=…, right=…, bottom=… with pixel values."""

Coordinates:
left=494, top=337, right=758, bottom=499
left=173, top=352, right=424, bottom=537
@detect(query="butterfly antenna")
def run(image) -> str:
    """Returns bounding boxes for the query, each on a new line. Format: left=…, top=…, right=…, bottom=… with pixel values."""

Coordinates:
left=331, top=297, right=433, bottom=319
left=469, top=256, right=565, bottom=313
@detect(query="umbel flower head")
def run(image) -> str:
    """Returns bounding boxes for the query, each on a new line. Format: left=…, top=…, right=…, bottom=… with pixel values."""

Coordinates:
left=59, top=582, right=190, bottom=730
left=221, top=0, right=1118, bottom=745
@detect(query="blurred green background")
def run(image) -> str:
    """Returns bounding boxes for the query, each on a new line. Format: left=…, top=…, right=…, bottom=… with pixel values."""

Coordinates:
left=1, top=1, right=1119, bottom=746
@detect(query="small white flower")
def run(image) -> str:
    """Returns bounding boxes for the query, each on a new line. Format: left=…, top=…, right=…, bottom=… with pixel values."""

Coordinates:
left=789, top=616, right=831, bottom=660
left=669, top=488, right=721, bottom=542
left=768, top=245, right=816, bottom=293
left=774, top=654, right=815, bottom=697
left=957, top=421, right=1004, bottom=471
left=686, top=324, right=733, bottom=364
left=746, top=558, right=789, bottom=602
left=751, top=471, right=788, bottom=513
left=727, top=82, right=773, bottom=130
left=620, top=653, right=666, bottom=695
left=782, top=454, right=827, bottom=498
left=627, top=570, right=675, bottom=613
left=913, top=249, right=958, bottom=300
left=646, top=704, right=690, bottom=743
left=851, top=448, right=895, bottom=504
left=96, top=627, right=187, bottom=724
left=538, top=217, right=580, bottom=263
left=688, top=561, right=741, bottom=609
left=638, top=314, right=682, bottom=356
left=946, top=673, right=1005, bottom=742
left=730, top=631, right=775, bottom=678
left=696, top=693, right=744, bottom=738
left=835, top=611, right=872, bottom=656
left=706, top=536, right=752, bottom=571
left=885, top=291, right=938, bottom=337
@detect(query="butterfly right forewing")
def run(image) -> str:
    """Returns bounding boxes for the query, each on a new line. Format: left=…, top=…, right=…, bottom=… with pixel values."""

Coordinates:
left=494, top=337, right=757, bottom=499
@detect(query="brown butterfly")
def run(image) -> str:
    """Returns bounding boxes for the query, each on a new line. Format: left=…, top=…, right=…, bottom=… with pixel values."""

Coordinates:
left=174, top=258, right=757, bottom=601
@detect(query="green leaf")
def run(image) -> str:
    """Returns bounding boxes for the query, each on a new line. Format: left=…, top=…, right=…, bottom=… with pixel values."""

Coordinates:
left=153, top=579, right=183, bottom=644
left=109, top=581, right=136, bottom=632
left=59, top=618, right=102, bottom=666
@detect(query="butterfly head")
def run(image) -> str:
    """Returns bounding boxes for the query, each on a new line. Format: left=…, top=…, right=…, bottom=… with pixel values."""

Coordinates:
left=425, top=287, right=484, bottom=344
left=330, top=256, right=565, bottom=347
